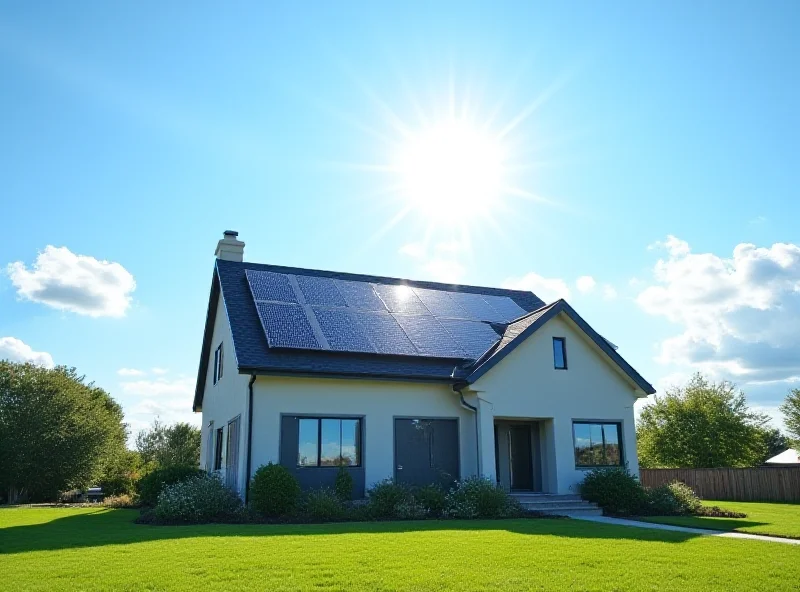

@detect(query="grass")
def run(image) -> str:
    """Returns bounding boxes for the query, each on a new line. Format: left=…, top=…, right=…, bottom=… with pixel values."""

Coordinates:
left=641, top=500, right=800, bottom=540
left=1, top=507, right=799, bottom=591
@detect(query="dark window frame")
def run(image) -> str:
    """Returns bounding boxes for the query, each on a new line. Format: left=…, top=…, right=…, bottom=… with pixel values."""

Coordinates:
left=572, top=421, right=623, bottom=468
left=213, top=427, right=224, bottom=471
left=213, top=343, right=224, bottom=384
left=297, top=417, right=362, bottom=468
left=553, top=337, right=567, bottom=370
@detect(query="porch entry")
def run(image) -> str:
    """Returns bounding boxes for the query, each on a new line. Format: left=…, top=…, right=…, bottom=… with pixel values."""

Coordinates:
left=494, top=421, right=542, bottom=492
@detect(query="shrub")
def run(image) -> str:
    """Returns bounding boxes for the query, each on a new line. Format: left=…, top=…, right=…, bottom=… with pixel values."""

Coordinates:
left=444, top=477, right=521, bottom=519
left=645, top=484, right=683, bottom=515
left=413, top=484, right=446, bottom=518
left=578, top=466, right=647, bottom=516
left=137, top=465, right=203, bottom=507
left=366, top=479, right=414, bottom=518
left=334, top=466, right=354, bottom=502
left=249, top=462, right=301, bottom=517
left=154, top=474, right=243, bottom=523
left=302, top=488, right=345, bottom=521
left=697, top=505, right=746, bottom=518
left=103, top=494, right=138, bottom=508
left=664, top=481, right=702, bottom=514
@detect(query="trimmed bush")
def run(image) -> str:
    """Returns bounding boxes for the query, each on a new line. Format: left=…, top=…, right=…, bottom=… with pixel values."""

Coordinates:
left=302, top=488, right=345, bottom=521
left=645, top=484, right=683, bottom=515
left=444, top=477, right=522, bottom=519
left=366, top=479, right=413, bottom=518
left=137, top=465, right=203, bottom=507
left=249, top=462, right=301, bottom=517
left=579, top=466, right=647, bottom=516
left=664, top=481, right=702, bottom=514
left=413, top=484, right=446, bottom=518
left=334, top=466, right=354, bottom=502
left=154, top=473, right=243, bottom=524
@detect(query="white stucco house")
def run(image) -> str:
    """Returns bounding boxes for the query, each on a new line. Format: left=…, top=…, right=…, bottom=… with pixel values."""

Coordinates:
left=195, top=231, right=655, bottom=502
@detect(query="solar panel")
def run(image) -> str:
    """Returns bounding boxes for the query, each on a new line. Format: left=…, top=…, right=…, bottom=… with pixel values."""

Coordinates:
left=296, top=275, right=347, bottom=307
left=480, top=294, right=529, bottom=322
left=373, top=284, right=429, bottom=315
left=412, top=287, right=470, bottom=318
left=439, top=318, right=501, bottom=360
left=246, top=270, right=298, bottom=303
left=313, top=307, right=375, bottom=353
left=355, top=310, right=417, bottom=355
left=255, top=301, right=320, bottom=349
left=448, top=292, right=507, bottom=322
left=334, top=279, right=387, bottom=311
left=392, top=314, right=465, bottom=357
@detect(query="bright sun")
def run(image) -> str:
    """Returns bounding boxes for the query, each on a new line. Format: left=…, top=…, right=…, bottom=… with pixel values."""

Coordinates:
left=396, top=120, right=506, bottom=220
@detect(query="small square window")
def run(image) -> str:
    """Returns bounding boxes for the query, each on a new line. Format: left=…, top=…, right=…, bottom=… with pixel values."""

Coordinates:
left=553, top=337, right=567, bottom=369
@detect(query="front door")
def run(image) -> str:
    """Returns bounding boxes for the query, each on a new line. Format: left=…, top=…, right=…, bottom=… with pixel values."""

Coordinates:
left=394, top=418, right=459, bottom=488
left=509, top=424, right=533, bottom=490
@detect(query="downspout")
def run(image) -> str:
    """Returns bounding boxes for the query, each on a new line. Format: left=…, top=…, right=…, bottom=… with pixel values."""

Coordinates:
left=244, top=373, right=256, bottom=504
left=453, top=382, right=481, bottom=477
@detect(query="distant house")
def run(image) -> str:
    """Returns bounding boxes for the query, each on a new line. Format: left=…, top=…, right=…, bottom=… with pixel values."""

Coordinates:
left=765, top=448, right=800, bottom=465
left=194, top=231, right=655, bottom=500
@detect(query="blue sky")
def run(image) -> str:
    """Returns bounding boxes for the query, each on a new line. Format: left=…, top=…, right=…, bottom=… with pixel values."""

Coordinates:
left=1, top=1, right=799, bottom=437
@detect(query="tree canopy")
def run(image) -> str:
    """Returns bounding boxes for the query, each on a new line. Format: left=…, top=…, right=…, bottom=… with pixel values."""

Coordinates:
left=0, top=361, right=128, bottom=503
left=135, top=419, right=200, bottom=468
left=780, top=389, right=800, bottom=443
left=637, top=374, right=770, bottom=468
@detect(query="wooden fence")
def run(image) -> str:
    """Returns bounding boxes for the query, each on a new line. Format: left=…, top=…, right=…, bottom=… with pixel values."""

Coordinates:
left=639, top=467, right=800, bottom=502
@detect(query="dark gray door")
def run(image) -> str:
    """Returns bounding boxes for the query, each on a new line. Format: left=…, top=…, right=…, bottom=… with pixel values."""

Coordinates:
left=394, top=418, right=459, bottom=488
left=509, top=425, right=533, bottom=490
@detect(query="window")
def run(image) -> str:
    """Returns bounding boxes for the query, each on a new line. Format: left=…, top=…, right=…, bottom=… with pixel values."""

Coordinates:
left=297, top=417, right=361, bottom=467
left=213, top=427, right=224, bottom=470
left=573, top=422, right=622, bottom=467
left=213, top=343, right=224, bottom=384
left=553, top=337, right=567, bottom=369
left=225, top=416, right=240, bottom=491
left=206, top=422, right=215, bottom=470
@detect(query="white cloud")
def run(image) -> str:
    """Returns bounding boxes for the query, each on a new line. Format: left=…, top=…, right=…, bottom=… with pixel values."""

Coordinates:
left=637, top=237, right=800, bottom=384
left=576, top=276, right=596, bottom=293
left=7, top=246, right=135, bottom=317
left=503, top=272, right=571, bottom=303
left=151, top=367, right=169, bottom=375
left=602, top=284, right=618, bottom=300
left=399, top=242, right=426, bottom=259
left=0, top=337, right=54, bottom=368
left=117, top=368, right=145, bottom=377
left=120, top=377, right=193, bottom=398
left=120, top=377, right=198, bottom=435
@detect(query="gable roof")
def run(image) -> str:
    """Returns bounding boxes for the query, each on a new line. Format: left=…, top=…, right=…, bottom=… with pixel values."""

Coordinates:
left=193, top=259, right=543, bottom=410
left=461, top=299, right=656, bottom=395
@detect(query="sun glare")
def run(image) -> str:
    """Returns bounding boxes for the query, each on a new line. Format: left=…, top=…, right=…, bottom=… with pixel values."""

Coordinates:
left=395, top=120, right=506, bottom=220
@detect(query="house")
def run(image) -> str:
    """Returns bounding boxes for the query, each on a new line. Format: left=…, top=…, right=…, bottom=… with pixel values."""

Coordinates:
left=765, top=448, right=800, bottom=465
left=194, top=231, right=655, bottom=500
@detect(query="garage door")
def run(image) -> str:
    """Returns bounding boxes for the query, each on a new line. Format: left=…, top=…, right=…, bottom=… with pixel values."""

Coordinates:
left=394, top=418, right=459, bottom=488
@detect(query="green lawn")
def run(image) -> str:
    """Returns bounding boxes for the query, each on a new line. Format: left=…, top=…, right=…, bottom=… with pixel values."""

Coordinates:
left=1, top=507, right=799, bottom=591
left=642, top=500, right=800, bottom=540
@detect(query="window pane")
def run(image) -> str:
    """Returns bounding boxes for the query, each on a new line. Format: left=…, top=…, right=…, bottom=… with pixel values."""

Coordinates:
left=574, top=423, right=593, bottom=466
left=320, top=419, right=341, bottom=466
left=603, top=424, right=621, bottom=465
left=553, top=338, right=566, bottom=369
left=298, top=419, right=319, bottom=466
left=340, top=419, right=360, bottom=466
left=588, top=423, right=604, bottom=465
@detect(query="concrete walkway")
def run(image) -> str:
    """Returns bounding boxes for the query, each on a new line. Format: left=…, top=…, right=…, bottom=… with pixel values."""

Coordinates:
left=567, top=514, right=800, bottom=545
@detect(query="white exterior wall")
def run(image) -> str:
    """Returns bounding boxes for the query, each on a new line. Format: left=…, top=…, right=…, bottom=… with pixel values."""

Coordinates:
left=250, top=376, right=479, bottom=489
left=470, top=314, right=644, bottom=494
left=199, top=294, right=250, bottom=495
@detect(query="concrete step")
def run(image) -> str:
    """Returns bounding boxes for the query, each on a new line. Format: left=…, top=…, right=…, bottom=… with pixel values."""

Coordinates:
left=554, top=508, right=604, bottom=517
left=512, top=493, right=582, bottom=502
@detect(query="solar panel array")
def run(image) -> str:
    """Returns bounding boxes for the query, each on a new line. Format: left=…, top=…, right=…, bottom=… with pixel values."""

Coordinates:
left=245, top=269, right=530, bottom=360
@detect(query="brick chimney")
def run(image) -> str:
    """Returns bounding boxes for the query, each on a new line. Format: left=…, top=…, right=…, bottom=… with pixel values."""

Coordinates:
left=214, top=230, right=245, bottom=262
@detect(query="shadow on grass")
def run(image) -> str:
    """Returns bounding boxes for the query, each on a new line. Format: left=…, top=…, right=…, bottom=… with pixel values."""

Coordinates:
left=0, top=507, right=715, bottom=555
left=639, top=516, right=771, bottom=532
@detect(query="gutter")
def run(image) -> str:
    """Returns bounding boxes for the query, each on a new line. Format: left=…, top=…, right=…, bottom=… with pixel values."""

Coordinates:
left=244, top=373, right=256, bottom=504
left=453, top=382, right=481, bottom=476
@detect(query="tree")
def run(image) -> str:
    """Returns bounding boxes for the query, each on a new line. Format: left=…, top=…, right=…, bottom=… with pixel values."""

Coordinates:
left=637, top=373, right=769, bottom=468
left=756, top=427, right=791, bottom=464
left=779, top=389, right=800, bottom=443
left=0, top=362, right=128, bottom=503
left=135, top=419, right=200, bottom=468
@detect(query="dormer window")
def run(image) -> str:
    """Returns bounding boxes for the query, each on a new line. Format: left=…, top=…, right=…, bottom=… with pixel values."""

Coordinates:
left=213, top=343, right=224, bottom=384
left=553, top=337, right=567, bottom=370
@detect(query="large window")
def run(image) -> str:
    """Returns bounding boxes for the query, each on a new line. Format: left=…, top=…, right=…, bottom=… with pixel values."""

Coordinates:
left=213, top=427, right=224, bottom=470
left=298, top=418, right=361, bottom=467
left=553, top=337, right=567, bottom=370
left=573, top=422, right=622, bottom=467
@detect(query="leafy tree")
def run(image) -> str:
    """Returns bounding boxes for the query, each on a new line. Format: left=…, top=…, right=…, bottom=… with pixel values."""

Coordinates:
left=136, top=419, right=200, bottom=468
left=637, top=374, right=769, bottom=468
left=0, top=362, right=128, bottom=503
left=779, top=389, right=800, bottom=442
left=756, top=427, right=791, bottom=464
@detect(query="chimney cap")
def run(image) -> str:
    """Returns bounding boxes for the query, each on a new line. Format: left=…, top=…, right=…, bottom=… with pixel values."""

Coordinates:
left=223, top=230, right=239, bottom=238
